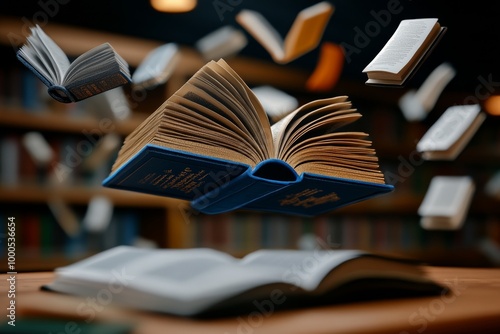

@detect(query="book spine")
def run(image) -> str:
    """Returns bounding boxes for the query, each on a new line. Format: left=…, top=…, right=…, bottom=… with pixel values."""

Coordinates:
left=47, top=85, right=75, bottom=103
left=191, top=159, right=299, bottom=214
left=67, top=72, right=131, bottom=102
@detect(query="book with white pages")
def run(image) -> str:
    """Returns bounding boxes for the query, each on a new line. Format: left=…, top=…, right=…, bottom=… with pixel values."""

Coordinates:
left=418, top=176, right=475, bottom=230
left=416, top=104, right=486, bottom=160
left=44, top=246, right=443, bottom=317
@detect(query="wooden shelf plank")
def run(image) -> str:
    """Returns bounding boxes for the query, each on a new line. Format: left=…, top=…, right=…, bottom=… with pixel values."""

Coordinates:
left=0, top=16, right=309, bottom=92
left=0, top=108, right=147, bottom=135
left=0, top=184, right=184, bottom=208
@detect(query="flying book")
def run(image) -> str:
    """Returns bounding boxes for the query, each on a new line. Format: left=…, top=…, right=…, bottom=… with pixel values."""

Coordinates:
left=195, top=26, right=248, bottom=61
left=251, top=85, right=298, bottom=123
left=131, top=43, right=180, bottom=90
left=102, top=59, right=393, bottom=216
left=398, top=62, right=456, bottom=121
left=306, top=41, right=344, bottom=92
left=363, top=18, right=446, bottom=86
left=16, top=25, right=131, bottom=103
left=44, top=245, right=443, bottom=317
left=236, top=2, right=334, bottom=64
left=416, top=104, right=486, bottom=160
left=418, top=176, right=475, bottom=230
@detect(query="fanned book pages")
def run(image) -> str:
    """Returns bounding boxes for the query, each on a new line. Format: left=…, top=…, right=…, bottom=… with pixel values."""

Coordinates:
left=236, top=2, right=334, bottom=64
left=16, top=25, right=131, bottom=103
left=362, top=18, right=446, bottom=86
left=102, top=59, right=394, bottom=216
left=44, top=246, right=443, bottom=317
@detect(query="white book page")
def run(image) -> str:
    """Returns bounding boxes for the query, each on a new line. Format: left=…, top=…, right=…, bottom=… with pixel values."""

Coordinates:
left=363, top=18, right=438, bottom=74
left=32, top=25, right=70, bottom=83
left=132, top=43, right=179, bottom=85
left=418, top=176, right=474, bottom=217
left=240, top=249, right=363, bottom=290
left=416, top=104, right=481, bottom=152
left=252, top=85, right=298, bottom=121
left=195, top=26, right=247, bottom=60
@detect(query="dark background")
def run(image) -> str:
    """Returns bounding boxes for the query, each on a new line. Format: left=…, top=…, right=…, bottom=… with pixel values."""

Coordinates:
left=2, top=0, right=500, bottom=94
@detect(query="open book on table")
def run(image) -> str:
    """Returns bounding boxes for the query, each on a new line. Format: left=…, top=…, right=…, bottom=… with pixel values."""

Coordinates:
left=102, top=59, right=393, bottom=216
left=236, top=2, right=334, bottom=64
left=362, top=18, right=446, bottom=86
left=44, top=246, right=443, bottom=317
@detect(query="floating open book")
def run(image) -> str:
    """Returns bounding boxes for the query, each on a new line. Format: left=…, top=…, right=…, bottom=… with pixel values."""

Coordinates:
left=363, top=18, right=446, bottom=86
left=236, top=2, right=334, bottom=64
left=103, top=59, right=393, bottom=216
left=418, top=176, right=475, bottom=230
left=16, top=25, right=131, bottom=103
left=416, top=104, right=486, bottom=160
left=44, top=246, right=443, bottom=317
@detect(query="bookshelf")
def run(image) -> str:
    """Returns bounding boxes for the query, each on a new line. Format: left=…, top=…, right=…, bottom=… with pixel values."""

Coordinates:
left=0, top=16, right=311, bottom=271
left=0, top=16, right=498, bottom=269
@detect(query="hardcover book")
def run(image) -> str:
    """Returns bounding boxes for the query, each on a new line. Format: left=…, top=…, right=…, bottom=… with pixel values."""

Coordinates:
left=44, top=245, right=443, bottom=317
left=236, top=2, right=334, bottom=64
left=103, top=59, right=394, bottom=216
left=362, top=18, right=446, bottom=86
left=418, top=176, right=475, bottom=230
left=416, top=104, right=486, bottom=160
left=16, top=25, right=131, bottom=103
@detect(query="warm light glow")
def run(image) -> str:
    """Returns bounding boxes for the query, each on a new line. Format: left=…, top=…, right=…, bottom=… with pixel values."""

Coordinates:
left=484, top=95, right=500, bottom=116
left=150, top=0, right=197, bottom=13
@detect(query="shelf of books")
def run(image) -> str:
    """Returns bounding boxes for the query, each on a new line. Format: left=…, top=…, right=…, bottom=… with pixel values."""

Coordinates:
left=1, top=17, right=500, bottom=270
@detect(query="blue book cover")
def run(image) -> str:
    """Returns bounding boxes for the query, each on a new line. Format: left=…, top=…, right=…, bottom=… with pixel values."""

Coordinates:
left=102, top=59, right=394, bottom=217
left=103, top=144, right=393, bottom=217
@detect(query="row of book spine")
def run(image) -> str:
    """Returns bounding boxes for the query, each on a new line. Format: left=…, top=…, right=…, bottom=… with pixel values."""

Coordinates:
left=183, top=211, right=496, bottom=255
left=0, top=210, right=140, bottom=260
left=0, top=133, right=116, bottom=188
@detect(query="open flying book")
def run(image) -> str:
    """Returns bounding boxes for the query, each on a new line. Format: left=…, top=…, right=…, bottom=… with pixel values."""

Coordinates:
left=416, top=104, right=486, bottom=160
left=418, top=176, right=475, bottom=230
left=398, top=62, right=456, bottom=121
left=44, top=246, right=443, bottom=317
left=236, top=2, right=334, bottom=64
left=195, top=26, right=248, bottom=61
left=16, top=25, right=131, bottom=103
left=131, top=43, right=180, bottom=90
left=102, top=59, right=393, bottom=216
left=363, top=18, right=446, bottom=86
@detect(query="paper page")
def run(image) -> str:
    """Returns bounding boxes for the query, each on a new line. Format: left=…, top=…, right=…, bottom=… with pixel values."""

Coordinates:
left=56, top=246, right=235, bottom=282
left=64, top=43, right=117, bottom=84
left=271, top=96, right=349, bottom=156
left=31, top=25, right=70, bottom=83
left=252, top=85, right=298, bottom=122
left=399, top=63, right=456, bottom=121
left=416, top=104, right=481, bottom=153
left=132, top=43, right=179, bottom=87
left=418, top=176, right=475, bottom=230
left=363, top=18, right=438, bottom=74
left=214, top=60, right=274, bottom=158
left=195, top=26, right=247, bottom=60
left=240, top=249, right=364, bottom=290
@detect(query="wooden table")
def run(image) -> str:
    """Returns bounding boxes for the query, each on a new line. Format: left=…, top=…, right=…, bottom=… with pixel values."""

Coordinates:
left=1, top=267, right=499, bottom=333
